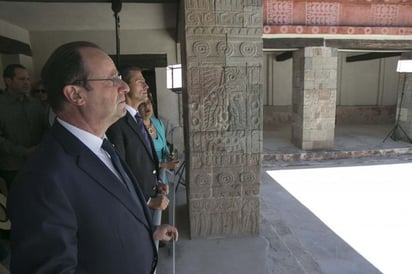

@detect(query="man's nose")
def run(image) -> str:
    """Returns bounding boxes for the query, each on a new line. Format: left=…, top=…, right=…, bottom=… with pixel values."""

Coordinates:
left=119, top=80, right=130, bottom=94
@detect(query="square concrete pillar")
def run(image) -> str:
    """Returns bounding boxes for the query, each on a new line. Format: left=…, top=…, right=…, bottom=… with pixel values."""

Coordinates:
left=291, top=47, right=338, bottom=150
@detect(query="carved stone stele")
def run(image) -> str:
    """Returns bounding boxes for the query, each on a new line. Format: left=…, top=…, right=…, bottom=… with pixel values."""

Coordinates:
left=182, top=0, right=263, bottom=238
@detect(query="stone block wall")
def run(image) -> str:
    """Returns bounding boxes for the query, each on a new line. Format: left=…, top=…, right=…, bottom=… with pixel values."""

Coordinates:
left=292, top=47, right=338, bottom=150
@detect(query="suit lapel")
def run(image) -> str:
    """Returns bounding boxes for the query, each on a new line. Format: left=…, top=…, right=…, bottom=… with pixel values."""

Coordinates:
left=125, top=112, right=155, bottom=160
left=51, top=122, right=153, bottom=230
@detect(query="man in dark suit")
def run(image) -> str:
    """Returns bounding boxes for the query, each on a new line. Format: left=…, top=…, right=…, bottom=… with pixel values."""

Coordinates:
left=107, top=66, right=169, bottom=211
left=7, top=41, right=178, bottom=274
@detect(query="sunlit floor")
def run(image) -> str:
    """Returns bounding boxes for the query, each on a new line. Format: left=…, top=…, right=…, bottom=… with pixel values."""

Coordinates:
left=267, top=163, right=412, bottom=274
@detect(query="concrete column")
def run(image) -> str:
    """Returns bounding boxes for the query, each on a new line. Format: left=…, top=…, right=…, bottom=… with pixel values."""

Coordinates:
left=291, top=47, right=338, bottom=150
left=181, top=0, right=263, bottom=238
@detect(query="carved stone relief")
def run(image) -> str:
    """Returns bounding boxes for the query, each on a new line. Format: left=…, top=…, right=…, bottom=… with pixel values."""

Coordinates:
left=183, top=0, right=263, bottom=237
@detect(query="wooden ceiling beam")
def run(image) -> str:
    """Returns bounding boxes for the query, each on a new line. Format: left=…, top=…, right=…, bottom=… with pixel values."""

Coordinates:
left=264, top=38, right=412, bottom=51
left=326, top=39, right=412, bottom=51
left=263, top=38, right=324, bottom=49
left=275, top=51, right=293, bottom=62
left=0, top=36, right=32, bottom=56
left=346, top=52, right=402, bottom=62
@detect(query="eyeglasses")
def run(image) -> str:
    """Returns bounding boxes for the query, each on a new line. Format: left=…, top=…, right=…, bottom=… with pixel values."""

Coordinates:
left=74, top=75, right=123, bottom=87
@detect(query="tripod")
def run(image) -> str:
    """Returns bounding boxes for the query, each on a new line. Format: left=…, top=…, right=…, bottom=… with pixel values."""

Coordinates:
left=383, top=73, right=412, bottom=143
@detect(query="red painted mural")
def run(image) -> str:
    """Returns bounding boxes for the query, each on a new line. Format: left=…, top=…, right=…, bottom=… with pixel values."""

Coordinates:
left=263, top=0, right=412, bottom=35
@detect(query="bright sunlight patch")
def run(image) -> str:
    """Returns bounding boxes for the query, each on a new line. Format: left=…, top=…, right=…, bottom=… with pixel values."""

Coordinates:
left=267, top=163, right=412, bottom=274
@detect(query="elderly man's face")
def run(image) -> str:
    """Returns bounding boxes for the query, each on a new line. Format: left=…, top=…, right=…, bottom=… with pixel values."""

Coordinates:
left=78, top=47, right=130, bottom=127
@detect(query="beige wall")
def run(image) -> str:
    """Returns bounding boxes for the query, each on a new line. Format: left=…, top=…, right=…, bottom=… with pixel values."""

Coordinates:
left=263, top=51, right=400, bottom=107
left=339, top=53, right=398, bottom=106
left=29, top=29, right=178, bottom=82
left=0, top=19, right=33, bottom=89
left=0, top=18, right=30, bottom=44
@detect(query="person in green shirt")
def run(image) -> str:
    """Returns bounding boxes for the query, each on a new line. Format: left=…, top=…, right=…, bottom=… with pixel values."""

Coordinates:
left=0, top=64, right=48, bottom=191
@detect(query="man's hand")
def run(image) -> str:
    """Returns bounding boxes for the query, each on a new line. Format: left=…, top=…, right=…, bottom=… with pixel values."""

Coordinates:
left=153, top=224, right=178, bottom=241
left=147, top=195, right=169, bottom=210
left=160, top=159, right=180, bottom=170
left=156, top=181, right=169, bottom=195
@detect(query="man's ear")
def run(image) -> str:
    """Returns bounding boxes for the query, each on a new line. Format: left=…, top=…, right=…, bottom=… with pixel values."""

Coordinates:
left=62, top=85, right=85, bottom=105
left=4, top=78, right=12, bottom=87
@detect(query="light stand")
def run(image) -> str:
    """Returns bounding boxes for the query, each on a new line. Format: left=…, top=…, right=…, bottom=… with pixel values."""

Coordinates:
left=383, top=60, right=412, bottom=143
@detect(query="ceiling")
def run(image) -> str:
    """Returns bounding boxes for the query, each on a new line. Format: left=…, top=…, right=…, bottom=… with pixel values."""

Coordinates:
left=0, top=0, right=177, bottom=31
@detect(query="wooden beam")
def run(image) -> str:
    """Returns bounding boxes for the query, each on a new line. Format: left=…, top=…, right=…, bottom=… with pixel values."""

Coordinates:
left=108, top=54, right=167, bottom=69
left=326, top=39, right=412, bottom=50
left=346, top=52, right=402, bottom=62
left=0, top=36, right=32, bottom=56
left=275, top=51, right=293, bottom=62
left=263, top=38, right=324, bottom=49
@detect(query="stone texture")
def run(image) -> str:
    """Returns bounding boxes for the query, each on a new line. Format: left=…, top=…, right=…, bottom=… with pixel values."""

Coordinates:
left=292, top=47, right=338, bottom=150
left=183, top=0, right=263, bottom=238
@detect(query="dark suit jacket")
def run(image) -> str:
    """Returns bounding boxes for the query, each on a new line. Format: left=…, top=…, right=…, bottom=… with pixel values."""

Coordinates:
left=7, top=121, right=158, bottom=274
left=106, top=112, right=159, bottom=201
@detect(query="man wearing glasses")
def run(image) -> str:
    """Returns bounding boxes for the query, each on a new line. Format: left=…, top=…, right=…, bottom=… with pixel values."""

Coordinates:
left=7, top=41, right=178, bottom=274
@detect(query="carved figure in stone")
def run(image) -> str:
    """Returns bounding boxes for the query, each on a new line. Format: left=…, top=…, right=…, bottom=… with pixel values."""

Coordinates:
left=203, top=86, right=229, bottom=130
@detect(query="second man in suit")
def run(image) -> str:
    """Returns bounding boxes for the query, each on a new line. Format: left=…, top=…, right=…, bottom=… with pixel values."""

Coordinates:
left=106, top=66, right=169, bottom=211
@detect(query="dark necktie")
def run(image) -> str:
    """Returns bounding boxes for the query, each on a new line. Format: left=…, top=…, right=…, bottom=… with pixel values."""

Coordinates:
left=101, top=139, right=143, bottom=211
left=135, top=112, right=152, bottom=149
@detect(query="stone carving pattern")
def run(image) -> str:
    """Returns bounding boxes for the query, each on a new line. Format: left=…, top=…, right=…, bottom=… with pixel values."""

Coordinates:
left=241, top=196, right=260, bottom=233
left=305, top=2, right=339, bottom=25
left=186, top=8, right=262, bottom=28
left=216, top=40, right=235, bottom=57
left=188, top=68, right=224, bottom=130
left=188, top=26, right=262, bottom=37
left=190, top=197, right=259, bottom=236
left=185, top=0, right=262, bottom=237
left=247, top=67, right=263, bottom=130
left=229, top=92, right=247, bottom=130
left=204, top=130, right=246, bottom=153
left=372, top=4, right=399, bottom=26
left=212, top=171, right=242, bottom=198
left=192, top=41, right=211, bottom=57
left=225, top=66, right=247, bottom=130
left=190, top=173, right=212, bottom=199
left=203, top=84, right=229, bottom=130
left=266, top=0, right=292, bottom=25
left=191, top=153, right=261, bottom=168
left=186, top=0, right=212, bottom=10
left=189, top=66, right=260, bottom=131
left=241, top=170, right=260, bottom=196
left=189, top=39, right=261, bottom=64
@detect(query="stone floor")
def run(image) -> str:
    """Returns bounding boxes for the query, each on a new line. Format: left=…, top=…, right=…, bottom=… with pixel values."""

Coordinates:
left=157, top=124, right=412, bottom=274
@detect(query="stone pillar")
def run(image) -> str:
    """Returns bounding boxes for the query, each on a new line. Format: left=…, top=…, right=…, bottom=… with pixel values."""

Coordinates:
left=182, top=0, right=263, bottom=238
left=291, top=47, right=338, bottom=150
